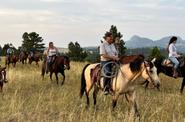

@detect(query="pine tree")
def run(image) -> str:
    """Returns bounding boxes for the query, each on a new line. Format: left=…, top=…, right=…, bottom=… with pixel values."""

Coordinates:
left=67, top=41, right=87, bottom=61
left=21, top=32, right=45, bottom=52
left=149, top=47, right=165, bottom=60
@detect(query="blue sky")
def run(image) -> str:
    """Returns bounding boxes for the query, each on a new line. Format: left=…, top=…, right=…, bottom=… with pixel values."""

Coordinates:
left=0, top=0, right=185, bottom=48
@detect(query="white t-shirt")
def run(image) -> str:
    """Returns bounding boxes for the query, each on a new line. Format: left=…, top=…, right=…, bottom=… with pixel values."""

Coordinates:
left=100, top=41, right=118, bottom=61
left=48, top=48, right=57, bottom=57
left=168, top=43, right=178, bottom=58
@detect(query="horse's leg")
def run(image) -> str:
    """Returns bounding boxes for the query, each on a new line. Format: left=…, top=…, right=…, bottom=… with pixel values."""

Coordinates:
left=0, top=83, right=3, bottom=92
left=41, top=65, right=45, bottom=80
left=55, top=72, right=59, bottom=85
left=61, top=72, right=65, bottom=85
left=85, top=90, right=90, bottom=109
left=93, top=85, right=99, bottom=110
left=126, top=90, right=140, bottom=118
left=50, top=72, right=53, bottom=81
left=180, top=78, right=185, bottom=93
left=112, top=93, right=119, bottom=111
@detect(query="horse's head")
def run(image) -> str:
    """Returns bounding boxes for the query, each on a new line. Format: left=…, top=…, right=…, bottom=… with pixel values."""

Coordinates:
left=141, top=59, right=160, bottom=89
left=63, top=56, right=70, bottom=70
left=0, top=67, right=7, bottom=83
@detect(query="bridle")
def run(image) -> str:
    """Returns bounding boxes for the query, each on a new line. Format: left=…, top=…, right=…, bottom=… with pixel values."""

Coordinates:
left=143, top=61, right=157, bottom=87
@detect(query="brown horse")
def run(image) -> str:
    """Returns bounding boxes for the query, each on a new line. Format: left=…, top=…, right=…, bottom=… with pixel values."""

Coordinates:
left=41, top=56, right=70, bottom=85
left=80, top=55, right=160, bottom=118
left=5, top=55, right=19, bottom=67
left=28, top=52, right=43, bottom=66
left=0, top=67, right=7, bottom=92
left=19, top=51, right=28, bottom=64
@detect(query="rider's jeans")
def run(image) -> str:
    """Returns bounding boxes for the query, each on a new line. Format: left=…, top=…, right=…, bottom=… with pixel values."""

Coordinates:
left=101, top=60, right=112, bottom=88
left=169, top=57, right=179, bottom=69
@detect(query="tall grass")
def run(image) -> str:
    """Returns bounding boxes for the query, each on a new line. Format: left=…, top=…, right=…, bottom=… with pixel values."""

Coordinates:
left=0, top=60, right=185, bottom=122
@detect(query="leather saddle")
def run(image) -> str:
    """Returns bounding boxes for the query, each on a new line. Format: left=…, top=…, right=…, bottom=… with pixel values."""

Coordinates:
left=90, top=64, right=101, bottom=86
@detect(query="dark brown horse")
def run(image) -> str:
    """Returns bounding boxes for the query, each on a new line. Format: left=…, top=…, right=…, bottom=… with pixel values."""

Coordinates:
left=19, top=51, right=28, bottom=64
left=5, top=55, right=19, bottom=67
left=28, top=52, right=43, bottom=66
left=142, top=57, right=185, bottom=93
left=0, top=67, right=7, bottom=92
left=41, top=56, right=70, bottom=85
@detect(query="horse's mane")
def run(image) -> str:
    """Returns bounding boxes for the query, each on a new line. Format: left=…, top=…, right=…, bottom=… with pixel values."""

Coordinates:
left=129, top=54, right=145, bottom=73
left=119, top=55, right=143, bottom=64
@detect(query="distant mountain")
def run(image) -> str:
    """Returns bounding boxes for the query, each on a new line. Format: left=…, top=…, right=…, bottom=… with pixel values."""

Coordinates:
left=125, top=35, right=185, bottom=53
left=126, top=35, right=154, bottom=48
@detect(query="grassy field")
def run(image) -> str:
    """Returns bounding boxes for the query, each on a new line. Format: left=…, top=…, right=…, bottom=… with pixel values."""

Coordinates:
left=0, top=60, right=185, bottom=122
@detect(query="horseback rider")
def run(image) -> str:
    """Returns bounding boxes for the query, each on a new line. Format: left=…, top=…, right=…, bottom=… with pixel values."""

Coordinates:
left=46, top=42, right=59, bottom=74
left=100, top=32, right=119, bottom=95
left=167, top=36, right=181, bottom=78
left=7, top=44, right=14, bottom=62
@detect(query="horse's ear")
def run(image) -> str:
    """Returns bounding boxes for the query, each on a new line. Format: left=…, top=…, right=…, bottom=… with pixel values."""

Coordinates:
left=151, top=58, right=156, bottom=63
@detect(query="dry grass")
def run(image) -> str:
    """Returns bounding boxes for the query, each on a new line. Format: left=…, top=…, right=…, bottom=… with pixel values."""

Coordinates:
left=0, top=60, right=185, bottom=122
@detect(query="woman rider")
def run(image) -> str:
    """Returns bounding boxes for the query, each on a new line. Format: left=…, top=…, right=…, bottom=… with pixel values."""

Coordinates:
left=46, top=42, right=59, bottom=74
left=168, top=36, right=181, bottom=78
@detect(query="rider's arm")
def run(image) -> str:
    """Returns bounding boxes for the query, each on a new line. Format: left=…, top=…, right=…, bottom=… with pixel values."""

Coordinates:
left=101, top=54, right=117, bottom=60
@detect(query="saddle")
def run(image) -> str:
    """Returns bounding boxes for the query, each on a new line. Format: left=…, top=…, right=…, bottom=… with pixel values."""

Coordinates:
left=162, top=57, right=184, bottom=68
left=90, top=64, right=101, bottom=86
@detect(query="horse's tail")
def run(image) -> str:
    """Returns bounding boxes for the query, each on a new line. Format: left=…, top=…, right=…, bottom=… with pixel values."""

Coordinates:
left=80, top=64, right=90, bottom=98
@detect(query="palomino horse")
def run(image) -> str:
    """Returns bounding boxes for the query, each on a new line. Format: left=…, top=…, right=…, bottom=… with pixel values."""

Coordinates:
left=0, top=67, right=7, bottom=92
left=19, top=51, right=28, bottom=64
left=28, top=52, right=43, bottom=66
left=80, top=55, right=160, bottom=118
left=5, top=55, right=19, bottom=67
left=41, top=56, right=70, bottom=85
left=142, top=57, right=185, bottom=93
